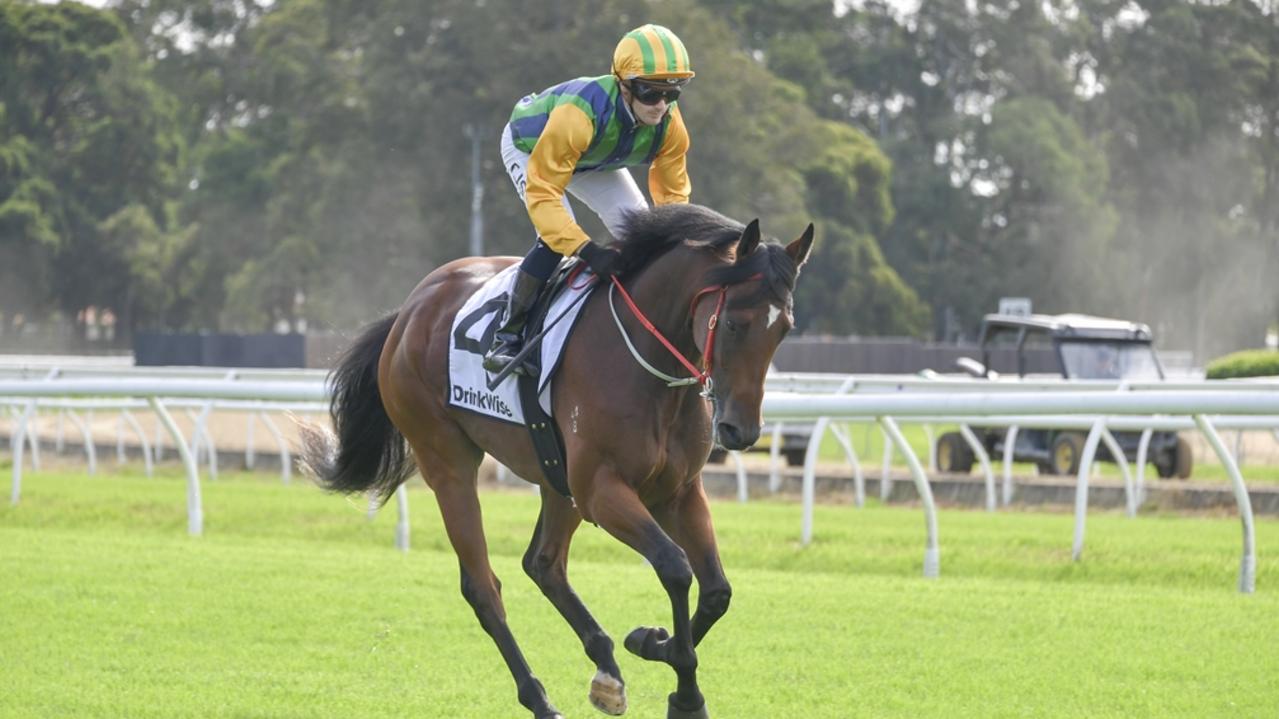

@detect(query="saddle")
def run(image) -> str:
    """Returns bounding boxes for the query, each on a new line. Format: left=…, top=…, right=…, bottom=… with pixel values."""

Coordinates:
left=514, top=259, right=587, bottom=377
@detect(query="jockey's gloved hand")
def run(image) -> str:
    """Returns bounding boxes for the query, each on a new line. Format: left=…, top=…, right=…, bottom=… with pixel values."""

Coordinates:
left=578, top=242, right=622, bottom=279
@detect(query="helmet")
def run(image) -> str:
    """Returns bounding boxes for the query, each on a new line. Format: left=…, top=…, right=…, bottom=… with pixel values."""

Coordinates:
left=612, top=24, right=694, bottom=82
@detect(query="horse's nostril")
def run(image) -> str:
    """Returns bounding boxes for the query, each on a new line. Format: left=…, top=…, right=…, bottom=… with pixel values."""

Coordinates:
left=716, top=422, right=742, bottom=448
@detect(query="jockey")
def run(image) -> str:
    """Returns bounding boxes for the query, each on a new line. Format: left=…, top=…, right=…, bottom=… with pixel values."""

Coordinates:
left=483, top=23, right=695, bottom=374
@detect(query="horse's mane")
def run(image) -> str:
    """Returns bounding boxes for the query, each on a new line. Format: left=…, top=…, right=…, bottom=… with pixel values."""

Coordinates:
left=612, top=204, right=743, bottom=270
left=612, top=204, right=799, bottom=307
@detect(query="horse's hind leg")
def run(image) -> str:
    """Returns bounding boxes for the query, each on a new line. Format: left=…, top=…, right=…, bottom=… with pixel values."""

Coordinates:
left=523, top=490, right=626, bottom=715
left=411, top=439, right=563, bottom=719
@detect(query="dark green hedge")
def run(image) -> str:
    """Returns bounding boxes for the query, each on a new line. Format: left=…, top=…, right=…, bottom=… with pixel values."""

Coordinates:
left=1205, top=349, right=1279, bottom=379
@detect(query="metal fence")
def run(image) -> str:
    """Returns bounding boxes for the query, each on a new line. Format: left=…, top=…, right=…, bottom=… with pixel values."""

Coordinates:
left=3, top=368, right=1278, bottom=593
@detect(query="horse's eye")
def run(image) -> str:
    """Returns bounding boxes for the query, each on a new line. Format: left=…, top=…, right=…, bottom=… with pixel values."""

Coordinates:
left=724, top=319, right=740, bottom=333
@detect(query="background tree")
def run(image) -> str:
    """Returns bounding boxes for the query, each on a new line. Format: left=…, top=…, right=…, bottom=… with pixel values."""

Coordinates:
left=0, top=1, right=183, bottom=339
left=654, top=2, right=929, bottom=334
left=1, top=0, right=1274, bottom=359
left=1078, top=0, right=1278, bottom=358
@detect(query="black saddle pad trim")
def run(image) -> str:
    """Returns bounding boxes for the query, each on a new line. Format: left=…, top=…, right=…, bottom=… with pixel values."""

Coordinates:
left=517, top=371, right=570, bottom=497
left=517, top=258, right=579, bottom=498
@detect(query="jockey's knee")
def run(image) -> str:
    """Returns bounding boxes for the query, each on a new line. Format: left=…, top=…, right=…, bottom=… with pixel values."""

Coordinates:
left=519, top=240, right=560, bottom=280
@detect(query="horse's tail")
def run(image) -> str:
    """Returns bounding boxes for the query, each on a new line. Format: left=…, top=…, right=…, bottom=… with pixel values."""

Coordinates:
left=297, top=312, right=416, bottom=504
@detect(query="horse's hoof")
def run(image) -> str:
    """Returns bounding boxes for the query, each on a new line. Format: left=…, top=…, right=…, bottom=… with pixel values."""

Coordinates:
left=667, top=693, right=709, bottom=719
left=589, top=670, right=627, bottom=715
left=623, top=626, right=669, bottom=660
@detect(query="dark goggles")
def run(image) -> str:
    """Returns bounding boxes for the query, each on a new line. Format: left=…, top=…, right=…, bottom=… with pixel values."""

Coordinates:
left=629, top=79, right=685, bottom=105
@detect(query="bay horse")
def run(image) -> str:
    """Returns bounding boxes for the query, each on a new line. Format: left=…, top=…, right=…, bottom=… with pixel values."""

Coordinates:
left=299, top=203, right=813, bottom=719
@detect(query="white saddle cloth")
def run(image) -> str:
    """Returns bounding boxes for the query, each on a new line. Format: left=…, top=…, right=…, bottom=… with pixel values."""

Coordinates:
left=447, top=264, right=595, bottom=424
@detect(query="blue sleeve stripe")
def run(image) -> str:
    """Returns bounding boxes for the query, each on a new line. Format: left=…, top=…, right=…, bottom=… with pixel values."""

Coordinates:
left=510, top=77, right=613, bottom=150
left=509, top=115, right=548, bottom=144
left=559, top=77, right=612, bottom=120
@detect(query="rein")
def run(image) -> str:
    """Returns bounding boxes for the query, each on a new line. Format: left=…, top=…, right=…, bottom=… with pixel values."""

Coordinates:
left=606, top=272, right=763, bottom=396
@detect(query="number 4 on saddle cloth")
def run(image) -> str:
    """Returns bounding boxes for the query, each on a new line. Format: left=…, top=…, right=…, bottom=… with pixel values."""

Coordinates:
left=447, top=260, right=595, bottom=497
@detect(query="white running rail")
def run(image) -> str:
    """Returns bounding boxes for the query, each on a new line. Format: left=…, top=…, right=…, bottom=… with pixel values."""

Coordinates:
left=3, top=374, right=1278, bottom=592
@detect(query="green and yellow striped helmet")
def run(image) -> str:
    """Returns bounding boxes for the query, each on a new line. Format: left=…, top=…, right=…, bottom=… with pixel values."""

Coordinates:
left=612, top=24, right=694, bottom=81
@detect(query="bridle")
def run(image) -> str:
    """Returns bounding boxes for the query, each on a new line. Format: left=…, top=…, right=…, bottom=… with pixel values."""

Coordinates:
left=607, top=273, right=763, bottom=398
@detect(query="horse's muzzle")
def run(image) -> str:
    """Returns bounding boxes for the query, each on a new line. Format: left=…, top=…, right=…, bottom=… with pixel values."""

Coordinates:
left=715, top=421, right=759, bottom=451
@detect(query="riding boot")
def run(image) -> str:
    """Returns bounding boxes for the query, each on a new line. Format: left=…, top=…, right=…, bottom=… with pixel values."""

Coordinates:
left=482, top=269, right=545, bottom=374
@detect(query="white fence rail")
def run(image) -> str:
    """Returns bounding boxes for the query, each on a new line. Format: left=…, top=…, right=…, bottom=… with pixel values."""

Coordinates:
left=761, top=389, right=1279, bottom=593
left=3, top=374, right=1278, bottom=593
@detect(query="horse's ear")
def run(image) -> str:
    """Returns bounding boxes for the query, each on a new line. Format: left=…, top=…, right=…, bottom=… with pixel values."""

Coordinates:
left=787, top=223, right=815, bottom=270
left=736, top=219, right=761, bottom=259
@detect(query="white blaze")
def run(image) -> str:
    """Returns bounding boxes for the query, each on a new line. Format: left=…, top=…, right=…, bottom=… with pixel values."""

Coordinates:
left=768, top=304, right=783, bottom=328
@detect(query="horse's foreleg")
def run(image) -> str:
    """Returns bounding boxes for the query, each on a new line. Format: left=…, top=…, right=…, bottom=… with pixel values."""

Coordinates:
left=584, top=475, right=706, bottom=718
left=431, top=478, right=563, bottom=719
left=523, top=491, right=626, bottom=715
left=665, top=480, right=732, bottom=647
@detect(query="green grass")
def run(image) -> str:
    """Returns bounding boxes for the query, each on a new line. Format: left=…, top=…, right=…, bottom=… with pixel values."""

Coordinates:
left=2, top=467, right=1278, bottom=718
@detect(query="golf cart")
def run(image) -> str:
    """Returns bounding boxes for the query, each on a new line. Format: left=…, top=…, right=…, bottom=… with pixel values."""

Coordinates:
left=935, top=313, right=1193, bottom=478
